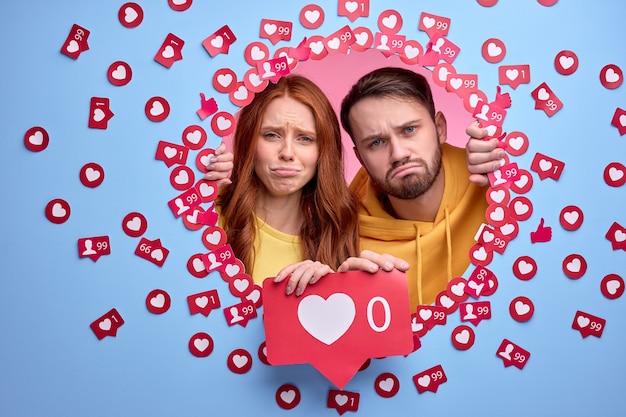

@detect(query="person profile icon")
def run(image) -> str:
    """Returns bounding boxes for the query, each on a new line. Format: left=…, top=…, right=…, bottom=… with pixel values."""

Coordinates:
left=229, top=306, right=243, bottom=324
left=492, top=169, right=506, bottom=186
left=498, top=343, right=514, bottom=360
left=463, top=304, right=477, bottom=320
left=82, top=239, right=96, bottom=256
left=206, top=253, right=223, bottom=270
left=175, top=197, right=189, bottom=215
left=376, top=34, right=390, bottom=50
left=261, top=62, right=276, bottom=79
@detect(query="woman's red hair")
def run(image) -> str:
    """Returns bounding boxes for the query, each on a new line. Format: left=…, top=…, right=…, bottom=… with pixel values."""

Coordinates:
left=217, top=75, right=360, bottom=274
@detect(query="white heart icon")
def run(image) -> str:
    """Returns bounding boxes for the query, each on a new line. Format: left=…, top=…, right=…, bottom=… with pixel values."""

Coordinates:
left=297, top=293, right=355, bottom=345
left=29, top=131, right=44, bottom=145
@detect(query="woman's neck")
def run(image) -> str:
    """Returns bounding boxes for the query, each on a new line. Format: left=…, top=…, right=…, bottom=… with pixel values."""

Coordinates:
left=255, top=191, right=304, bottom=235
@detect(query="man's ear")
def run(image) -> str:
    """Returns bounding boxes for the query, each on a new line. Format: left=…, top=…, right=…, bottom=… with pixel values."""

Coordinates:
left=435, top=111, right=448, bottom=144
left=353, top=146, right=364, bottom=165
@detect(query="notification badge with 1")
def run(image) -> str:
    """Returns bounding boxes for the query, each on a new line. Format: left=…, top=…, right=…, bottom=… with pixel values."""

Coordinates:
left=262, top=269, right=413, bottom=389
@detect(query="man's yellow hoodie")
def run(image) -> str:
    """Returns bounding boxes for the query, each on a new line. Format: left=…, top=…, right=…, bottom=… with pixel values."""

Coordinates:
left=350, top=143, right=488, bottom=311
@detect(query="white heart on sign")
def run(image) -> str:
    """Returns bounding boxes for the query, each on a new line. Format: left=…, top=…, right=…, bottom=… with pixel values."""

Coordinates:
left=563, top=211, right=579, bottom=225
left=559, top=55, right=574, bottom=70
left=451, top=282, right=465, bottom=297
left=29, top=131, right=44, bottom=145
left=151, top=294, right=165, bottom=308
left=506, top=69, right=519, bottom=80
left=164, top=146, right=177, bottom=159
left=382, top=15, right=397, bottom=29
left=417, top=375, right=431, bottom=388
left=518, top=260, right=534, bottom=275
left=99, top=319, right=111, bottom=331
left=515, top=301, right=530, bottom=315
left=487, top=42, right=502, bottom=57
left=508, top=136, right=524, bottom=150
left=150, top=101, right=164, bottom=116
left=490, top=207, right=505, bottom=222
left=175, top=170, right=189, bottom=185
left=620, top=115, right=626, bottom=127
left=263, top=23, right=277, bottom=35
left=615, top=230, right=626, bottom=242
left=310, top=41, right=325, bottom=55
left=304, top=10, right=320, bottom=23
left=211, top=36, right=224, bottom=48
left=439, top=295, right=454, bottom=309
left=455, top=329, right=470, bottom=344
left=93, top=108, right=105, bottom=122
left=490, top=189, right=506, bottom=204
left=609, top=167, right=624, bottom=181
left=151, top=249, right=164, bottom=262
left=194, top=338, right=209, bottom=352
left=539, top=159, right=552, bottom=172
left=419, top=308, right=432, bottom=321
left=112, top=65, right=126, bottom=80
left=514, top=201, right=529, bottom=215
left=537, top=88, right=550, bottom=101
left=297, top=293, right=355, bottom=345
left=605, top=68, right=620, bottom=83
left=567, top=258, right=581, bottom=273
left=85, top=167, right=101, bottom=182
left=195, top=296, right=208, bottom=308
left=247, top=72, right=262, bottom=87
left=217, top=74, right=233, bottom=88
left=379, top=377, right=394, bottom=392
left=472, top=247, right=488, bottom=262
left=225, top=263, right=241, bottom=277
left=233, top=86, right=248, bottom=101
left=205, top=231, right=222, bottom=245
left=251, top=46, right=265, bottom=60
left=217, top=116, right=231, bottom=131
left=199, top=182, right=215, bottom=198
left=234, top=278, right=250, bottom=293
left=607, top=280, right=621, bottom=295
left=327, top=37, right=340, bottom=50
left=576, top=316, right=590, bottom=328
left=422, top=16, right=435, bottom=28
left=246, top=288, right=261, bottom=304
left=52, top=203, right=66, bottom=218
left=125, top=7, right=138, bottom=23
left=335, top=394, right=348, bottom=406
left=126, top=217, right=141, bottom=231
left=162, top=45, right=175, bottom=59
left=449, top=77, right=462, bottom=90
left=280, top=390, right=296, bottom=404
left=192, top=258, right=205, bottom=273
left=344, top=1, right=358, bottom=13
left=233, top=354, right=248, bottom=368
left=500, top=223, right=515, bottom=236
left=404, top=45, right=419, bottom=59
left=67, top=40, right=79, bottom=53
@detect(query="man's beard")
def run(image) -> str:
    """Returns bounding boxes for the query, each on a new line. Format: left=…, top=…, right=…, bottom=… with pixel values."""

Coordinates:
left=371, top=143, right=442, bottom=200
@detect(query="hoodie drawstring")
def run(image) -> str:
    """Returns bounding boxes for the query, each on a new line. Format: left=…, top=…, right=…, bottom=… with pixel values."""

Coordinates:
left=444, top=206, right=452, bottom=283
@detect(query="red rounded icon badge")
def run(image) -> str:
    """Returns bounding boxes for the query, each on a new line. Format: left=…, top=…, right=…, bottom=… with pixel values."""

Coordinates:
left=122, top=211, right=147, bottom=237
left=212, top=67, right=237, bottom=94
left=45, top=198, right=71, bottom=224
left=451, top=325, right=475, bottom=351
left=513, top=256, right=537, bottom=281
left=276, top=384, right=301, bottom=410
left=351, top=27, right=374, bottom=52
left=243, top=67, right=268, bottom=93
left=562, top=254, right=587, bottom=279
left=118, top=3, right=144, bottom=28
left=477, top=0, right=499, bottom=6
left=189, top=332, right=213, bottom=357
left=374, top=372, right=400, bottom=398
left=187, top=253, right=209, bottom=278
left=600, top=64, right=623, bottom=89
left=145, top=96, right=170, bottom=122
left=604, top=162, right=626, bottom=187
left=258, top=341, right=269, bottom=365
left=146, top=289, right=171, bottom=314
left=300, top=4, right=324, bottom=29
left=509, top=169, right=533, bottom=194
left=79, top=162, right=105, bottom=188
left=244, top=41, right=270, bottom=66
left=107, top=61, right=132, bottom=86
left=469, top=243, right=493, bottom=266
left=559, top=205, right=584, bottom=231
left=447, top=277, right=469, bottom=303
left=229, top=82, right=253, bottom=107
left=202, top=226, right=227, bottom=251
left=554, top=50, right=578, bottom=76
left=168, top=0, right=192, bottom=12
left=482, top=38, right=506, bottom=63
left=601, top=274, right=624, bottom=300
left=227, top=348, right=253, bottom=374
left=505, top=131, right=529, bottom=156
left=182, top=124, right=207, bottom=150
left=24, top=126, right=50, bottom=152
left=170, top=165, right=195, bottom=191
left=509, top=296, right=534, bottom=322
left=211, top=112, right=236, bottom=137
left=377, top=9, right=403, bottom=34
left=509, top=196, right=533, bottom=222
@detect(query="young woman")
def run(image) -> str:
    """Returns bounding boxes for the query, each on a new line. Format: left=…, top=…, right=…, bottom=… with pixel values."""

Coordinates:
left=213, top=75, right=362, bottom=296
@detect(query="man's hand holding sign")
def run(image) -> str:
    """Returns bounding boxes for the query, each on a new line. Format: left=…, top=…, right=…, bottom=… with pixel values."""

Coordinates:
left=262, top=269, right=414, bottom=389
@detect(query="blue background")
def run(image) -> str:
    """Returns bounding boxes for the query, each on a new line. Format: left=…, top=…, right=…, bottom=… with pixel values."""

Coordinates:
left=1, top=0, right=625, bottom=416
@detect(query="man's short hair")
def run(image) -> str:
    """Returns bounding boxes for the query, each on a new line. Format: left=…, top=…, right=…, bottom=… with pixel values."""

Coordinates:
left=340, top=67, right=436, bottom=142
